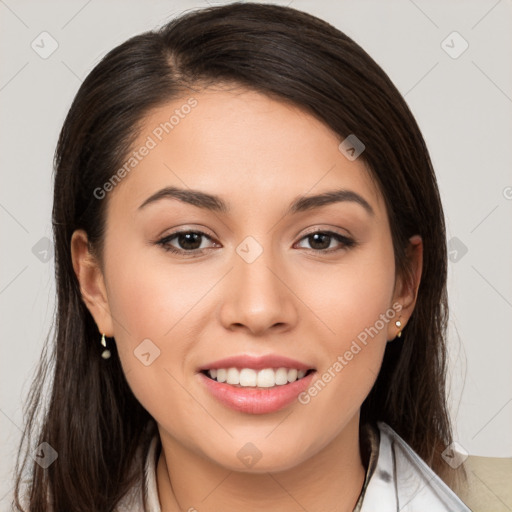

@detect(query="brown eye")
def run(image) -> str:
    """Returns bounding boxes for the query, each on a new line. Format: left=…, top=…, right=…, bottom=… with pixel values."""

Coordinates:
left=157, top=230, right=218, bottom=255
left=295, top=231, right=355, bottom=253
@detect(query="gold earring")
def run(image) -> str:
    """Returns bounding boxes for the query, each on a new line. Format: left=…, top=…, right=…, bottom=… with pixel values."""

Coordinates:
left=395, top=318, right=403, bottom=338
left=101, top=333, right=111, bottom=359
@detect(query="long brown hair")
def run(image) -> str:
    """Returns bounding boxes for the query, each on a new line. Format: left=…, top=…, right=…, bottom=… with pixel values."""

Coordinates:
left=13, top=3, right=462, bottom=510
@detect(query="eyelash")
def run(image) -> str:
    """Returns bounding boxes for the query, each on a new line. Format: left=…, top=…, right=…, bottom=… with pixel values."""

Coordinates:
left=156, top=229, right=356, bottom=257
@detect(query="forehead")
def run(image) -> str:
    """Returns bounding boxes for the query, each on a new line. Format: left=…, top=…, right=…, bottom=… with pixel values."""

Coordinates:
left=107, top=86, right=385, bottom=220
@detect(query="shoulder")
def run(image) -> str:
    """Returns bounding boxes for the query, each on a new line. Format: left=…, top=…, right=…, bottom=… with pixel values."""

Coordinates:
left=359, top=421, right=471, bottom=512
left=456, top=454, right=512, bottom=511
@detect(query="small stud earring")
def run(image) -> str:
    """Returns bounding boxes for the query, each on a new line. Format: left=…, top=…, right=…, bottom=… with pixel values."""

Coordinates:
left=101, top=333, right=111, bottom=359
left=395, top=319, right=403, bottom=338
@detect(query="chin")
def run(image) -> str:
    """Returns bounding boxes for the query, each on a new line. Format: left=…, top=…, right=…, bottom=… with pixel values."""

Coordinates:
left=206, top=442, right=313, bottom=474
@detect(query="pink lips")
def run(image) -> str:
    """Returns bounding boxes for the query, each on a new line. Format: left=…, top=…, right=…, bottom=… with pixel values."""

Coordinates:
left=197, top=354, right=316, bottom=415
left=198, top=354, right=313, bottom=372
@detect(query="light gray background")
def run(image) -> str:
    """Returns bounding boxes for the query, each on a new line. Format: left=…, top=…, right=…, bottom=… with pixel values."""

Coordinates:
left=1, top=0, right=511, bottom=507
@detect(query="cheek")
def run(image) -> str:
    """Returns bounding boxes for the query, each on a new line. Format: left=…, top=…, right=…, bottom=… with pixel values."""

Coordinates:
left=104, top=229, right=212, bottom=344
left=295, top=240, right=396, bottom=405
left=102, top=234, right=213, bottom=406
left=299, top=241, right=396, bottom=346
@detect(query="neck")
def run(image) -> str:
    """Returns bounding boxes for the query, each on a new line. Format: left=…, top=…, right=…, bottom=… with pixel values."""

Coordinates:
left=156, top=415, right=367, bottom=512
left=157, top=415, right=365, bottom=512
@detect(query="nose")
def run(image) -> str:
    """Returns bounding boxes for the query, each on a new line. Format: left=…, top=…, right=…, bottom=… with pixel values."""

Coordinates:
left=218, top=244, right=299, bottom=336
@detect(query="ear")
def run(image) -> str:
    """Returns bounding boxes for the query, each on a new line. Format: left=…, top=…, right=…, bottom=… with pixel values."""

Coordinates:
left=388, top=234, right=423, bottom=340
left=70, top=229, right=114, bottom=336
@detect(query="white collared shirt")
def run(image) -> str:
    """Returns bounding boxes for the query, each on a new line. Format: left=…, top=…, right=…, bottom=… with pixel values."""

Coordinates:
left=116, top=421, right=471, bottom=511
left=358, top=422, right=471, bottom=511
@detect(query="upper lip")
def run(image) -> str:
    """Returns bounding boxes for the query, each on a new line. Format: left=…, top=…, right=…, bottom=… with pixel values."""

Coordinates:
left=198, top=354, right=315, bottom=372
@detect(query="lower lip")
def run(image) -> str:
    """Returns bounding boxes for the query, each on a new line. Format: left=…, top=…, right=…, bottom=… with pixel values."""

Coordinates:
left=198, top=371, right=316, bottom=414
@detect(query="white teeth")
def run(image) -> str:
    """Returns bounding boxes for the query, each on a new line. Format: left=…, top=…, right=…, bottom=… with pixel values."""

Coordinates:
left=256, top=368, right=275, bottom=388
left=206, top=367, right=310, bottom=387
left=239, top=368, right=257, bottom=387
left=275, top=368, right=288, bottom=385
left=287, top=368, right=298, bottom=383
left=226, top=367, right=240, bottom=385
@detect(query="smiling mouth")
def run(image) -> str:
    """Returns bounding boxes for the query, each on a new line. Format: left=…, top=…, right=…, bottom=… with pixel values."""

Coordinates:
left=201, top=367, right=315, bottom=388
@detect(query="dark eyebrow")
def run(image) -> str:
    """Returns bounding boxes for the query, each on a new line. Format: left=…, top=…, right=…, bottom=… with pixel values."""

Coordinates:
left=138, top=186, right=228, bottom=213
left=287, top=189, right=374, bottom=216
left=138, top=186, right=374, bottom=216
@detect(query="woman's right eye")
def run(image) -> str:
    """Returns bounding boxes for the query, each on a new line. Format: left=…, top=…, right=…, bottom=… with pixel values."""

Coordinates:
left=156, top=230, right=218, bottom=256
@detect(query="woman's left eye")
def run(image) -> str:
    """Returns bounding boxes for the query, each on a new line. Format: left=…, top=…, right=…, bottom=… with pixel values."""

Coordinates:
left=295, top=231, right=355, bottom=252
left=156, top=229, right=355, bottom=256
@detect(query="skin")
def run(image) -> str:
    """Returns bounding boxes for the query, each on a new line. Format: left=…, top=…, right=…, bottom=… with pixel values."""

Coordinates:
left=71, top=86, right=422, bottom=512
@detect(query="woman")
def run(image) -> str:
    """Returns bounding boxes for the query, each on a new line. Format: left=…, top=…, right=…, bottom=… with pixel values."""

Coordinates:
left=13, top=2, right=470, bottom=511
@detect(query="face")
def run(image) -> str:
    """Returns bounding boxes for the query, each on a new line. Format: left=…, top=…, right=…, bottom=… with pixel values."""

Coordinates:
left=73, top=86, right=419, bottom=473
